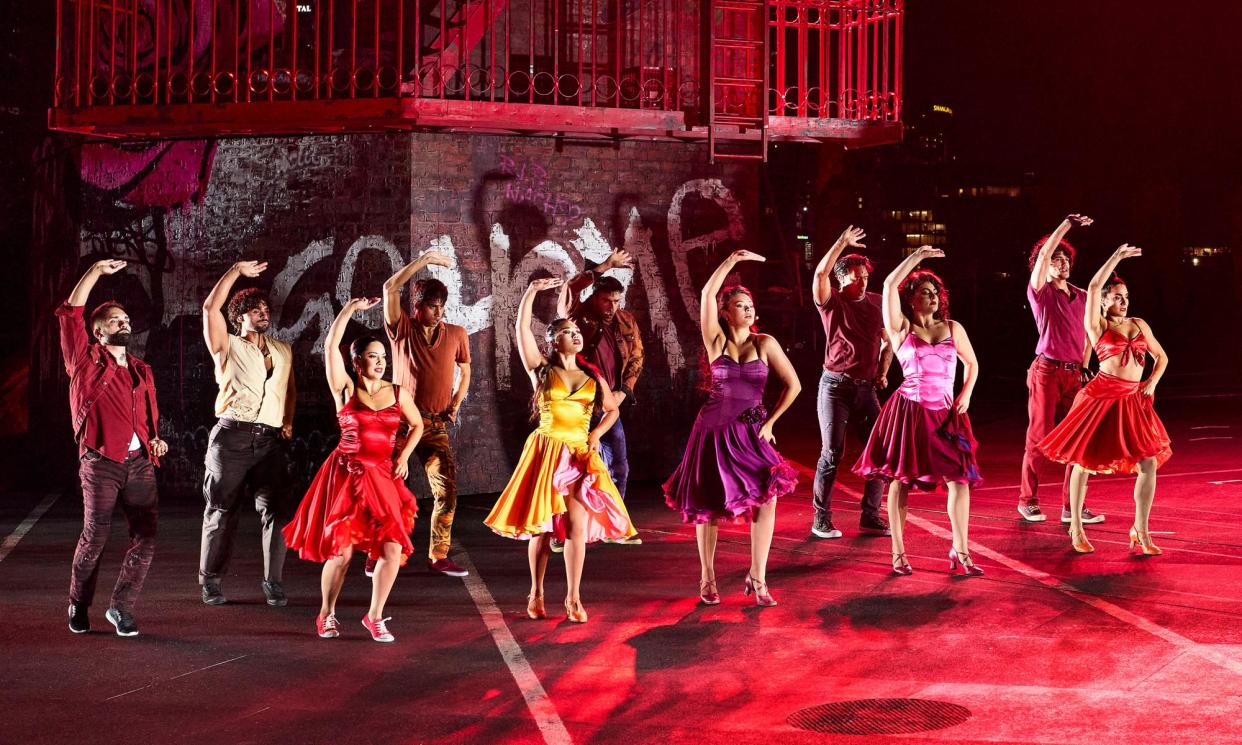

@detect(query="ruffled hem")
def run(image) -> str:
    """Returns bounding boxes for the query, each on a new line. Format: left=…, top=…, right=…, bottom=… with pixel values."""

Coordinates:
left=852, top=393, right=983, bottom=491
left=485, top=432, right=636, bottom=542
left=663, top=459, right=796, bottom=524
left=1037, top=373, right=1172, bottom=475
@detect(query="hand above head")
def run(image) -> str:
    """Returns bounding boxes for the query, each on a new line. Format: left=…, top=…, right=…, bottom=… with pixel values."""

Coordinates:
left=420, top=249, right=455, bottom=268
left=1112, top=244, right=1142, bottom=261
left=728, top=249, right=766, bottom=264
left=93, top=259, right=128, bottom=275
left=347, top=297, right=381, bottom=312
left=1066, top=214, right=1094, bottom=228
left=602, top=249, right=634, bottom=270
left=529, top=277, right=564, bottom=292
left=839, top=226, right=867, bottom=248
left=233, top=260, right=269, bottom=278
left=912, top=245, right=945, bottom=261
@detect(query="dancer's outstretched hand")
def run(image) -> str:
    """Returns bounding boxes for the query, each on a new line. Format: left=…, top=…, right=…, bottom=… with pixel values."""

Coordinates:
left=233, top=260, right=268, bottom=277
left=602, top=249, right=634, bottom=270
left=529, top=277, right=564, bottom=292
left=839, top=226, right=867, bottom=248
left=728, top=249, right=766, bottom=264
left=420, top=248, right=456, bottom=268
left=92, top=259, right=128, bottom=275
left=347, top=297, right=381, bottom=312
left=1112, top=244, right=1142, bottom=261
left=912, top=245, right=945, bottom=261
left=1067, top=214, right=1094, bottom=227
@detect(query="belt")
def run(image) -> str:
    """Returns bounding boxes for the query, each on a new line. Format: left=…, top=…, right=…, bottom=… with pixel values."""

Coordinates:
left=1037, top=355, right=1080, bottom=371
left=823, top=369, right=873, bottom=386
left=218, top=417, right=281, bottom=436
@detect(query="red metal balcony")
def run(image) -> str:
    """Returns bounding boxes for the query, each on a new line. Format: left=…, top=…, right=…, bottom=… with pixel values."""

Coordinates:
left=49, top=0, right=902, bottom=156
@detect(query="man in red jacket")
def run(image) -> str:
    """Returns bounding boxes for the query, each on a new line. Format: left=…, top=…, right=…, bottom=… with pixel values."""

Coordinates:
left=57, top=259, right=168, bottom=637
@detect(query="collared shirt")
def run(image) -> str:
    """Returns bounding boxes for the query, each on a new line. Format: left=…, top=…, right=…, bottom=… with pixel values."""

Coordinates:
left=562, top=270, right=645, bottom=399
left=55, top=303, right=160, bottom=464
left=586, top=322, right=621, bottom=390
left=387, top=315, right=471, bottom=415
left=214, top=334, right=293, bottom=428
left=1027, top=281, right=1087, bottom=362
left=817, top=291, right=885, bottom=380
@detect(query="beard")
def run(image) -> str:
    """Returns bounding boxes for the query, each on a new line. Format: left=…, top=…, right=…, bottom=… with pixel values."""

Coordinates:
left=251, top=320, right=271, bottom=333
left=103, top=331, right=132, bottom=347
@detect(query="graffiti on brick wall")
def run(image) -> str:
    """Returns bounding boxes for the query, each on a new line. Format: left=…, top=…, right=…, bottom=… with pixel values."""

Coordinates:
left=497, top=155, right=584, bottom=220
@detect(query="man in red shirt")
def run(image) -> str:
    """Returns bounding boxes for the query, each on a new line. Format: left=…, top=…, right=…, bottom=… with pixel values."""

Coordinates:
left=810, top=227, right=892, bottom=539
left=383, top=249, right=472, bottom=577
left=57, top=259, right=168, bottom=637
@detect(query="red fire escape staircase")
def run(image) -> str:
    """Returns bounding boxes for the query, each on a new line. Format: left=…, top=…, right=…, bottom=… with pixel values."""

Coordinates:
left=411, top=0, right=510, bottom=94
left=708, top=0, right=769, bottom=162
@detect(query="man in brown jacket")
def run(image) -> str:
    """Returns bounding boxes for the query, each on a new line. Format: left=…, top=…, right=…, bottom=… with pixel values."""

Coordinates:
left=558, top=249, right=644, bottom=544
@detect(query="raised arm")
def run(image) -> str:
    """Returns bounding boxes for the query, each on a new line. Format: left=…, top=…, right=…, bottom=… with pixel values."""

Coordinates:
left=516, top=278, right=563, bottom=386
left=1029, top=214, right=1091, bottom=291
left=1084, top=244, right=1141, bottom=339
left=701, top=249, right=765, bottom=358
left=950, top=320, right=979, bottom=414
left=202, top=261, right=266, bottom=362
left=756, top=336, right=802, bottom=444
left=1135, top=319, right=1168, bottom=397
left=324, top=297, right=379, bottom=409
left=812, top=226, right=866, bottom=306
left=393, top=387, right=424, bottom=479
left=67, top=259, right=127, bottom=307
left=382, top=249, right=454, bottom=328
left=557, top=249, right=632, bottom=317
left=881, top=246, right=943, bottom=345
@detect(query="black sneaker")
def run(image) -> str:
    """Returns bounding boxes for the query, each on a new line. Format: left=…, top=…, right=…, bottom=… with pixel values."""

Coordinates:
left=201, top=583, right=227, bottom=605
left=105, top=607, right=139, bottom=637
left=859, top=513, right=891, bottom=536
left=811, top=514, right=842, bottom=539
left=262, top=581, right=288, bottom=607
left=68, top=602, right=90, bottom=634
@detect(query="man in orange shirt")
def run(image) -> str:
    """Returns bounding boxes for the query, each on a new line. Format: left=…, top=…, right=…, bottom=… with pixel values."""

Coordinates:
left=381, top=250, right=472, bottom=576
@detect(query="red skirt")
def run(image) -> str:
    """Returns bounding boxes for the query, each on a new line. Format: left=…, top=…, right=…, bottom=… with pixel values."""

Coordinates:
left=1037, top=372, right=1171, bottom=475
left=853, top=393, right=982, bottom=491
left=283, top=452, right=418, bottom=564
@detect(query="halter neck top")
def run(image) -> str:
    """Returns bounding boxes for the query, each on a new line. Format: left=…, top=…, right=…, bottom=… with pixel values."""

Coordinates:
left=1094, top=324, right=1148, bottom=368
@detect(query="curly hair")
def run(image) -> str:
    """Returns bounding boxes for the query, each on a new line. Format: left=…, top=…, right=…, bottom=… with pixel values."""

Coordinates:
left=529, top=318, right=604, bottom=421
left=899, top=269, right=950, bottom=321
left=226, top=288, right=268, bottom=334
left=413, top=278, right=449, bottom=307
left=1027, top=235, right=1077, bottom=272
left=832, top=254, right=874, bottom=287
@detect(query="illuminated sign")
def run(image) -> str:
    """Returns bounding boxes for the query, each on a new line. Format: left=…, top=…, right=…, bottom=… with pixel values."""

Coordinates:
left=932, top=104, right=953, bottom=115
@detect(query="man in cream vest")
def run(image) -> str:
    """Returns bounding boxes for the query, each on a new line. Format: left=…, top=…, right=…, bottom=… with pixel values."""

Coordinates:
left=198, top=260, right=297, bottom=607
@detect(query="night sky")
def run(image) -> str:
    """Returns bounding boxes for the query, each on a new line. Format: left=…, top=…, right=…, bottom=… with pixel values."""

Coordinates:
left=904, top=0, right=1242, bottom=242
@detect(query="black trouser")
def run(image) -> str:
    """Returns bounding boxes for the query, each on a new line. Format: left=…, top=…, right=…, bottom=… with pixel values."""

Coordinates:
left=812, top=371, right=885, bottom=521
left=69, top=450, right=158, bottom=612
left=199, top=422, right=289, bottom=586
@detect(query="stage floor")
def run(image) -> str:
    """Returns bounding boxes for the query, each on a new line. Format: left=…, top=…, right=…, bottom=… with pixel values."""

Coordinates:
left=3, top=396, right=1241, bottom=744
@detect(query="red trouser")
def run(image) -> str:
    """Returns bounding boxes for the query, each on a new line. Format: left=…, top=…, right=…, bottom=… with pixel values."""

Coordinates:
left=1020, top=357, right=1081, bottom=508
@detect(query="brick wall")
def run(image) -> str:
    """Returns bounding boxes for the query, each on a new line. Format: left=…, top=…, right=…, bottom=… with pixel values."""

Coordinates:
left=32, top=132, right=770, bottom=498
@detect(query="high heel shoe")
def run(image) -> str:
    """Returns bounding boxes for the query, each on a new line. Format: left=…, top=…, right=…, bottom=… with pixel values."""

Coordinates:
left=743, top=575, right=778, bottom=607
left=1129, top=527, right=1162, bottom=556
left=699, top=579, right=721, bottom=605
left=564, top=598, right=588, bottom=623
left=948, top=548, right=984, bottom=576
left=1069, top=527, right=1095, bottom=553
left=891, top=552, right=913, bottom=576
left=526, top=593, right=546, bottom=619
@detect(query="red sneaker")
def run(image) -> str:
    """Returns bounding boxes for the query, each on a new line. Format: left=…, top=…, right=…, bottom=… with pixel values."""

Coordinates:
left=427, top=558, right=469, bottom=577
left=316, top=614, right=339, bottom=639
left=361, top=615, right=394, bottom=643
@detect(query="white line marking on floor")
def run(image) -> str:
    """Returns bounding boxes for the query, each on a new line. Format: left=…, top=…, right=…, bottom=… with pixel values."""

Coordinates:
left=103, top=683, right=154, bottom=701
left=1190, top=425, right=1231, bottom=430
left=790, top=460, right=1242, bottom=678
left=1189, top=436, right=1234, bottom=442
left=971, top=467, right=1242, bottom=492
left=1209, top=480, right=1242, bottom=485
left=168, top=654, right=248, bottom=680
left=456, top=549, right=573, bottom=745
left=0, top=493, right=60, bottom=564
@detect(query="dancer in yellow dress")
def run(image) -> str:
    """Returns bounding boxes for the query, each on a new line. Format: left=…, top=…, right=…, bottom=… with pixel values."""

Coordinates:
left=485, top=277, right=637, bottom=623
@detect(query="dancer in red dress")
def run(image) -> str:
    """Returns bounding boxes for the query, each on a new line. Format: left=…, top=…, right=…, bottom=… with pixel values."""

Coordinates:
left=1037, top=245, right=1171, bottom=555
left=283, top=298, right=424, bottom=642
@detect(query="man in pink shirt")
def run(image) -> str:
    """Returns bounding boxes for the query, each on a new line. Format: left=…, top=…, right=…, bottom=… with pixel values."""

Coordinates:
left=1019, top=215, right=1105, bottom=524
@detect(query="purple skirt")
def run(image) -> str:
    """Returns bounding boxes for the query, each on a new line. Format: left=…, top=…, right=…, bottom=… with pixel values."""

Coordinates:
left=853, top=393, right=982, bottom=491
left=663, top=414, right=798, bottom=525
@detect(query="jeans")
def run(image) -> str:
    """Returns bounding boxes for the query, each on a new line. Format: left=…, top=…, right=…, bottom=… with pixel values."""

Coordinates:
left=589, top=412, right=629, bottom=499
left=812, top=371, right=884, bottom=521
left=199, top=423, right=289, bottom=586
left=69, top=450, right=158, bottom=612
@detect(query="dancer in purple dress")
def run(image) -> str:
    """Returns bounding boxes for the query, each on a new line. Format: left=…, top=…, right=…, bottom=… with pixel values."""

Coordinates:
left=663, top=250, right=800, bottom=607
left=854, top=246, right=984, bottom=577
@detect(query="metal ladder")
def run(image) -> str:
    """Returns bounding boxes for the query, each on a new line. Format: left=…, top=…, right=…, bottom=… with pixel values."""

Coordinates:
left=708, top=0, right=769, bottom=162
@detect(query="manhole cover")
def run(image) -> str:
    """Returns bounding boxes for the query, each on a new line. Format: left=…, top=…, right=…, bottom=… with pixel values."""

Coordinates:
left=787, top=698, right=972, bottom=735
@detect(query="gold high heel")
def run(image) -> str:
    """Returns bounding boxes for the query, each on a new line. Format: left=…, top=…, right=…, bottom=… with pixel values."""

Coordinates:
left=526, top=593, right=546, bottom=619
left=1129, top=527, right=1162, bottom=556
left=1069, top=527, right=1095, bottom=553
left=564, top=598, right=588, bottom=623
